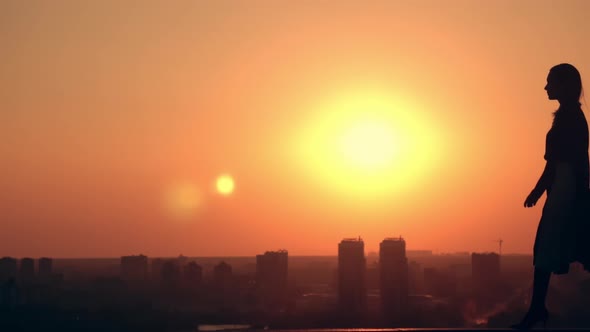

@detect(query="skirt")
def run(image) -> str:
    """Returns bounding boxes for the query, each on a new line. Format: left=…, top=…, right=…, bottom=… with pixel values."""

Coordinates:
left=533, top=162, right=578, bottom=274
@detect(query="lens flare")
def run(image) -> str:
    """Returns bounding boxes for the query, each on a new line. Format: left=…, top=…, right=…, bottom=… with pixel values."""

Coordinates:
left=216, top=174, right=235, bottom=196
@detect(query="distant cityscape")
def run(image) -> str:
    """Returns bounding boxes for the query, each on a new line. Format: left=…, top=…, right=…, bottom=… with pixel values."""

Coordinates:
left=2, top=237, right=590, bottom=331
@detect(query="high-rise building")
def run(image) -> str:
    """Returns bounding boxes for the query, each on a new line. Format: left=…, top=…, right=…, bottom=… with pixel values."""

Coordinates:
left=19, top=258, right=35, bottom=282
left=0, top=257, right=18, bottom=283
left=120, top=255, right=149, bottom=282
left=161, top=259, right=181, bottom=287
left=472, top=252, right=501, bottom=293
left=338, top=237, right=366, bottom=312
left=379, top=237, right=409, bottom=320
left=256, top=250, right=288, bottom=307
left=151, top=258, right=164, bottom=282
left=38, top=257, right=53, bottom=279
left=214, top=261, right=233, bottom=292
left=183, top=261, right=203, bottom=287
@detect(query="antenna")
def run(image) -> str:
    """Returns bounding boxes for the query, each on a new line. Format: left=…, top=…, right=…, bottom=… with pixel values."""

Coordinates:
left=493, top=239, right=504, bottom=255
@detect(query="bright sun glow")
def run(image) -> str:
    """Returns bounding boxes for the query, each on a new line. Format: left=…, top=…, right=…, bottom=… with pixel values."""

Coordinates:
left=339, top=120, right=398, bottom=170
left=216, top=174, right=235, bottom=196
left=291, top=90, right=444, bottom=201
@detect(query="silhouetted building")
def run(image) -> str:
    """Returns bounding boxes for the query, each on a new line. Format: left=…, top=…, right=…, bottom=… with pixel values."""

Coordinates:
left=151, top=258, right=164, bottom=283
left=472, top=252, right=501, bottom=296
left=379, top=237, right=409, bottom=321
left=256, top=250, right=288, bottom=308
left=19, top=258, right=35, bottom=283
left=213, top=261, right=233, bottom=290
left=183, top=261, right=203, bottom=287
left=161, top=259, right=181, bottom=287
left=338, top=237, right=366, bottom=313
left=120, top=254, right=148, bottom=282
left=0, top=278, right=18, bottom=308
left=213, top=261, right=235, bottom=302
left=38, top=257, right=53, bottom=280
left=0, top=257, right=17, bottom=283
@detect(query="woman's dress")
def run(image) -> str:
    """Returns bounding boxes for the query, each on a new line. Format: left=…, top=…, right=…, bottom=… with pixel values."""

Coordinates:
left=533, top=104, right=590, bottom=274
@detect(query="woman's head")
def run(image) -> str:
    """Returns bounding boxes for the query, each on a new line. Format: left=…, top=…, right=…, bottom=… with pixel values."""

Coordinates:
left=545, top=63, right=583, bottom=103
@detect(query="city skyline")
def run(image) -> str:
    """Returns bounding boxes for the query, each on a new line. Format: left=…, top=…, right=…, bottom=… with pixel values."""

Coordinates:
left=5, top=236, right=585, bottom=329
left=0, top=248, right=512, bottom=259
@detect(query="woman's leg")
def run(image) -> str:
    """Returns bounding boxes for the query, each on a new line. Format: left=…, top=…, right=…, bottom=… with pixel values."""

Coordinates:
left=530, top=267, right=551, bottom=312
left=511, top=267, right=552, bottom=328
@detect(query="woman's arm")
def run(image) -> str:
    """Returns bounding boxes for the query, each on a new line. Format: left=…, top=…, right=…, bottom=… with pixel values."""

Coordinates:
left=533, top=161, right=555, bottom=194
left=525, top=161, right=554, bottom=207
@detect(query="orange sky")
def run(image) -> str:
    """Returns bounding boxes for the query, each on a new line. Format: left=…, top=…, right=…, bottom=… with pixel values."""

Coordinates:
left=2, top=0, right=590, bottom=257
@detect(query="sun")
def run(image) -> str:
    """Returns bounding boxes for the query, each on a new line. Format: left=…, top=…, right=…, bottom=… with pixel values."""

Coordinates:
left=216, top=174, right=235, bottom=196
left=338, top=119, right=398, bottom=170
left=291, top=90, right=444, bottom=201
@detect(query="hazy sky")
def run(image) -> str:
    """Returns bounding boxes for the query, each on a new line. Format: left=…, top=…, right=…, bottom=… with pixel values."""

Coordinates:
left=2, top=0, right=590, bottom=257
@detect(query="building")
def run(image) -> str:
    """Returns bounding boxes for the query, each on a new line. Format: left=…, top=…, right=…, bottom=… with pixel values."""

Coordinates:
left=38, top=257, right=53, bottom=280
left=338, top=237, right=366, bottom=313
left=19, top=258, right=35, bottom=282
left=213, top=261, right=234, bottom=304
left=0, top=278, right=18, bottom=308
left=213, top=261, right=233, bottom=288
left=256, top=250, right=288, bottom=307
left=151, top=258, right=164, bottom=283
left=183, top=261, right=203, bottom=287
left=379, top=237, right=409, bottom=321
left=120, top=255, right=149, bottom=282
left=0, top=257, right=18, bottom=283
left=161, top=259, right=182, bottom=287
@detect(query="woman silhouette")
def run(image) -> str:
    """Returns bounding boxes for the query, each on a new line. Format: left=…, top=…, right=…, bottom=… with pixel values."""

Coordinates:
left=512, top=63, right=590, bottom=329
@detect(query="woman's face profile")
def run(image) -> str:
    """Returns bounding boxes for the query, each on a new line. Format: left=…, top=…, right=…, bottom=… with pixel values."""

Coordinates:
left=544, top=72, right=561, bottom=101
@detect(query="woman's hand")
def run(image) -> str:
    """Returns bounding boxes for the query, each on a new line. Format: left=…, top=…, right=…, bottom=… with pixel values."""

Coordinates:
left=524, top=188, right=543, bottom=208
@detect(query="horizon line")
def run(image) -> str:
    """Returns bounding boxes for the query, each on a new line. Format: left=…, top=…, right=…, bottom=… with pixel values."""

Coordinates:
left=1, top=252, right=534, bottom=260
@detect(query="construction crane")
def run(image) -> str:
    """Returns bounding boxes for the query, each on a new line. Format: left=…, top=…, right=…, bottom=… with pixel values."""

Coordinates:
left=494, top=239, right=504, bottom=255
